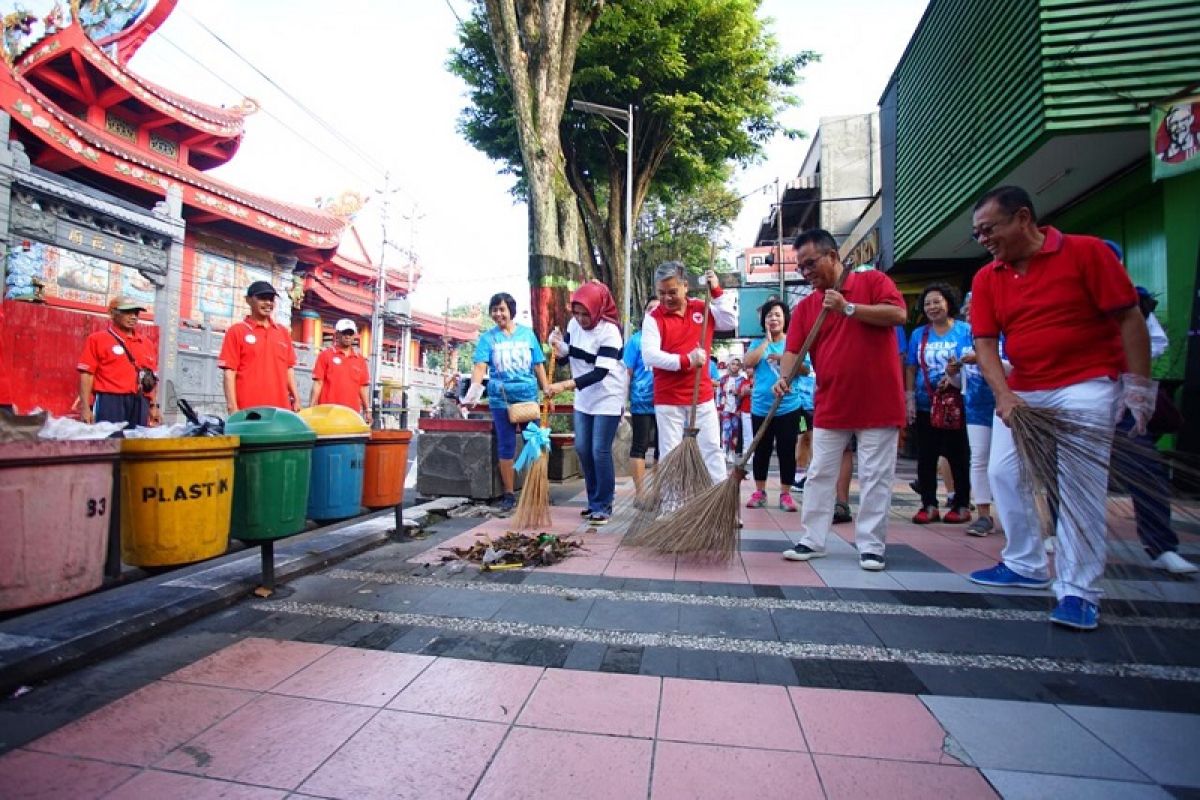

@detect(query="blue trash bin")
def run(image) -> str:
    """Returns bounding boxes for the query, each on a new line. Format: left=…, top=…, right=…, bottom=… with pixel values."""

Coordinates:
left=298, top=405, right=369, bottom=521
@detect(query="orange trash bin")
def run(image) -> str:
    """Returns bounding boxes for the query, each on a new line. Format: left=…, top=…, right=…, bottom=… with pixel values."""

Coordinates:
left=361, top=429, right=412, bottom=509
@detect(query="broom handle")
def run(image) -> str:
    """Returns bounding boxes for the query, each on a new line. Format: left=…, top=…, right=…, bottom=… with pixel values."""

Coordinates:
left=687, top=288, right=713, bottom=430
left=733, top=268, right=850, bottom=473
left=540, top=346, right=558, bottom=426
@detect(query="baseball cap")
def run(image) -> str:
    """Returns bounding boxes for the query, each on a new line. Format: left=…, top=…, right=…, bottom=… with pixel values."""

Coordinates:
left=246, top=280, right=278, bottom=298
left=108, top=296, right=146, bottom=312
left=335, top=319, right=358, bottom=333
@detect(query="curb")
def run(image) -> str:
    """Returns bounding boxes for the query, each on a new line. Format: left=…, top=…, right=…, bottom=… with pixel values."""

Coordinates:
left=0, top=497, right=469, bottom=695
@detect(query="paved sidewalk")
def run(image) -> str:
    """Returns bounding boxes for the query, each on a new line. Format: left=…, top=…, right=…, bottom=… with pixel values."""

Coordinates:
left=1, top=474, right=1197, bottom=798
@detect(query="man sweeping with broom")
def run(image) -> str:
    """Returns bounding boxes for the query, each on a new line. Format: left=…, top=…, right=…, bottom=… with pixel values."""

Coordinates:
left=775, top=230, right=908, bottom=572
left=965, top=186, right=1152, bottom=631
left=640, top=262, right=737, bottom=486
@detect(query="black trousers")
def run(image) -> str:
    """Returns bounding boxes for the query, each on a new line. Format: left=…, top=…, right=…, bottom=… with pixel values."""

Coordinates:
left=94, top=392, right=148, bottom=429
left=914, top=410, right=970, bottom=510
left=750, top=408, right=801, bottom=485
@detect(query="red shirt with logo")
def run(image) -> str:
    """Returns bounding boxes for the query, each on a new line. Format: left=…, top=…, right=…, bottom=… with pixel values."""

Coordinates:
left=313, top=346, right=369, bottom=409
left=786, top=269, right=906, bottom=430
left=78, top=327, right=158, bottom=394
left=217, top=317, right=297, bottom=409
left=646, top=289, right=723, bottom=406
left=969, top=227, right=1136, bottom=391
left=738, top=374, right=753, bottom=413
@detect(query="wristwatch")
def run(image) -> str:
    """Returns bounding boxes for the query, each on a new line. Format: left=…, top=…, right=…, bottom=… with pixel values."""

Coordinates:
left=843, top=303, right=857, bottom=317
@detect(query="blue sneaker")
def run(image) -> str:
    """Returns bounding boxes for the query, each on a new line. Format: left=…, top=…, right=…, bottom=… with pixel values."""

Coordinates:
left=1050, top=596, right=1099, bottom=631
left=968, top=562, right=1052, bottom=589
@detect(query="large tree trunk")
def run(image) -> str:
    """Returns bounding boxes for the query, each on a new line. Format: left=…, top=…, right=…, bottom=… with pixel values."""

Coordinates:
left=483, top=0, right=603, bottom=339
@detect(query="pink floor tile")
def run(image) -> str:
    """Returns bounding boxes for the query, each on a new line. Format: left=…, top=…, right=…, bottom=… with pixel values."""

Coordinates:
left=611, top=545, right=677, bottom=562
left=271, top=647, right=433, bottom=706
left=674, top=557, right=749, bottom=584
left=388, top=658, right=543, bottom=722
left=165, top=637, right=333, bottom=691
left=604, top=559, right=679, bottom=580
left=518, top=669, right=660, bottom=737
left=472, top=727, right=652, bottom=800
left=537, top=554, right=611, bottom=574
left=105, top=770, right=287, bottom=799
left=815, top=754, right=997, bottom=799
left=650, top=741, right=823, bottom=800
left=28, top=680, right=255, bottom=766
left=657, top=678, right=805, bottom=750
left=789, top=687, right=948, bottom=763
left=299, top=710, right=506, bottom=800
left=154, top=693, right=374, bottom=790
left=0, top=749, right=137, bottom=800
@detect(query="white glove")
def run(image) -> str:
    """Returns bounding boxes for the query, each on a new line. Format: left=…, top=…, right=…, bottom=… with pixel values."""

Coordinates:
left=548, top=327, right=567, bottom=356
left=1118, top=373, right=1156, bottom=435
left=687, top=348, right=706, bottom=369
left=464, top=382, right=485, bottom=406
left=905, top=391, right=916, bottom=425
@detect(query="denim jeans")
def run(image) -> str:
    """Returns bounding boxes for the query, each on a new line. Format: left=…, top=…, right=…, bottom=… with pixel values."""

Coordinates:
left=575, top=411, right=620, bottom=514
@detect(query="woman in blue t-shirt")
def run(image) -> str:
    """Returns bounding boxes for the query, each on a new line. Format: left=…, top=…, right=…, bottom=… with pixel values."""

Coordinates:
left=905, top=283, right=973, bottom=525
left=622, top=298, right=659, bottom=496
left=743, top=299, right=805, bottom=512
left=464, top=292, right=549, bottom=511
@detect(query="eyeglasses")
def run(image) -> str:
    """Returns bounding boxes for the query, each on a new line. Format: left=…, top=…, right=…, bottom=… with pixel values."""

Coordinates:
left=971, top=215, right=1014, bottom=241
left=795, top=252, right=829, bottom=274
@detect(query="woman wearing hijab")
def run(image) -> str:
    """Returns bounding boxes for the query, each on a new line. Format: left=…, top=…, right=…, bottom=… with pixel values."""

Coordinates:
left=548, top=281, right=628, bottom=525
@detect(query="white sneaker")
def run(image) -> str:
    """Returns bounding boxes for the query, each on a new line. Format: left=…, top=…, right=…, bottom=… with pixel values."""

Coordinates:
left=1043, top=536, right=1056, bottom=554
left=1150, top=551, right=1198, bottom=575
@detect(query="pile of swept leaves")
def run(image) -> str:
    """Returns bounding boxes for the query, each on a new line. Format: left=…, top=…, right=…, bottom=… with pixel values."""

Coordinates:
left=441, top=531, right=584, bottom=570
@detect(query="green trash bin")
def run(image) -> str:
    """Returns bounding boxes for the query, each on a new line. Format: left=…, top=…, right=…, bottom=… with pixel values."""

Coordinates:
left=225, top=407, right=317, bottom=541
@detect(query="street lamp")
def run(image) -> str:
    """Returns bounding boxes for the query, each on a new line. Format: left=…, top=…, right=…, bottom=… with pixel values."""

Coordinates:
left=572, top=99, right=634, bottom=338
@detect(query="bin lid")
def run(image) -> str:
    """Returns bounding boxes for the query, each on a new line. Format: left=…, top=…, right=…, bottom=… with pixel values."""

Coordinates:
left=298, top=404, right=370, bottom=438
left=121, top=435, right=240, bottom=455
left=225, top=408, right=317, bottom=444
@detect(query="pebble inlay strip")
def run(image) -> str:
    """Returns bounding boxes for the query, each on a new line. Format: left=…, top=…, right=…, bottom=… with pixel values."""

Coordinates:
left=326, top=568, right=1200, bottom=630
left=253, top=599, right=1200, bottom=683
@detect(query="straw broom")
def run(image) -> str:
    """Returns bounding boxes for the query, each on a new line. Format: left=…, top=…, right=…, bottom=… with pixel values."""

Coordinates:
left=512, top=349, right=557, bottom=529
left=630, top=269, right=849, bottom=559
left=624, top=286, right=716, bottom=539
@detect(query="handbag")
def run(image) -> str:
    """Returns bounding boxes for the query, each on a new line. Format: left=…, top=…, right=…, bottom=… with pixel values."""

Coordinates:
left=109, top=330, right=158, bottom=395
left=919, top=326, right=965, bottom=431
left=495, top=381, right=540, bottom=424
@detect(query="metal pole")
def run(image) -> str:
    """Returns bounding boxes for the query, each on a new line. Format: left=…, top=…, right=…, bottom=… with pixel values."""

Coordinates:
left=370, top=174, right=389, bottom=427
left=259, top=542, right=275, bottom=595
left=624, top=104, right=634, bottom=339
left=776, top=177, right=785, bottom=298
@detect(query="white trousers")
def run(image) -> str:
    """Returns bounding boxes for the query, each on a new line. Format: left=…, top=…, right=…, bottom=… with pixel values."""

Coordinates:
left=988, top=378, right=1116, bottom=603
left=740, top=412, right=753, bottom=452
left=967, top=423, right=994, bottom=505
left=656, top=400, right=726, bottom=484
left=794, top=427, right=899, bottom=557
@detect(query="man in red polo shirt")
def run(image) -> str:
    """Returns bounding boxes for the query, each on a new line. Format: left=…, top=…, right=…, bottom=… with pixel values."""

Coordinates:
left=640, top=262, right=737, bottom=483
left=966, top=185, right=1151, bottom=631
left=310, top=318, right=371, bottom=423
left=773, top=229, right=907, bottom=572
left=78, top=296, right=160, bottom=428
left=218, top=281, right=300, bottom=413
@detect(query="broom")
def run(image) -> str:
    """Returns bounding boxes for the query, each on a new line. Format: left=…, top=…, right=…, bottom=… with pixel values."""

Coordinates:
left=624, top=284, right=716, bottom=540
left=630, top=268, right=849, bottom=559
left=512, top=349, right=557, bottom=529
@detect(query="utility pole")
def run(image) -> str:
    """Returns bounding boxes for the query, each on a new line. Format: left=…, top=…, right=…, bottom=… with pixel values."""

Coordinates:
left=369, top=173, right=391, bottom=429
left=776, top=177, right=785, bottom=299
left=400, top=203, right=424, bottom=429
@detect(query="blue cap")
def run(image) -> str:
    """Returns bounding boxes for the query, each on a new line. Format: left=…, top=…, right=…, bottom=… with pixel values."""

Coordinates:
left=1102, top=239, right=1123, bottom=261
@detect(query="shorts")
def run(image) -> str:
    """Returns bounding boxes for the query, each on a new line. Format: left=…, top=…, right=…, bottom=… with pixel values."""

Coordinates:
left=629, top=412, right=657, bottom=459
left=491, top=405, right=518, bottom=460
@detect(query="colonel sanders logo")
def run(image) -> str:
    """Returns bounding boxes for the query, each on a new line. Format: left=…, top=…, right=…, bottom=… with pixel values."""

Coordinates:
left=1156, top=103, right=1200, bottom=165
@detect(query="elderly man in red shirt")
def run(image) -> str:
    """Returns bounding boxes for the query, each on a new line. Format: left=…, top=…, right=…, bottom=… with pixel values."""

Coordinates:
left=966, top=186, right=1152, bottom=631
left=78, top=296, right=160, bottom=428
left=218, top=281, right=301, bottom=413
left=640, top=262, right=737, bottom=484
left=310, top=318, right=371, bottom=423
left=773, top=229, right=908, bottom=572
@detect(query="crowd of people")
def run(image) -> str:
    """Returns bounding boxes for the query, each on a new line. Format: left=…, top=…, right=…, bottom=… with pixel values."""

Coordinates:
left=451, top=184, right=1190, bottom=633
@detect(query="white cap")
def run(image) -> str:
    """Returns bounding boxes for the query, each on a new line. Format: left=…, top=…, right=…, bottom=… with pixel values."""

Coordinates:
left=335, top=319, right=357, bottom=333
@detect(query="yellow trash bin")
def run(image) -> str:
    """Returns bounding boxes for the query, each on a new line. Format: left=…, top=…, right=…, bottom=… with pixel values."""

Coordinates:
left=120, top=436, right=239, bottom=567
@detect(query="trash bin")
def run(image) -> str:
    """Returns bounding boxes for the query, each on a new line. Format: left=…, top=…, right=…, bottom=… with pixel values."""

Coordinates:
left=225, top=408, right=316, bottom=541
left=298, top=404, right=369, bottom=521
left=120, top=436, right=239, bottom=567
left=362, top=429, right=413, bottom=509
left=0, top=440, right=122, bottom=611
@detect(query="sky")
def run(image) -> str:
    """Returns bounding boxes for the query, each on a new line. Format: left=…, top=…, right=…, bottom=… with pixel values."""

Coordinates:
left=21, top=0, right=929, bottom=316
